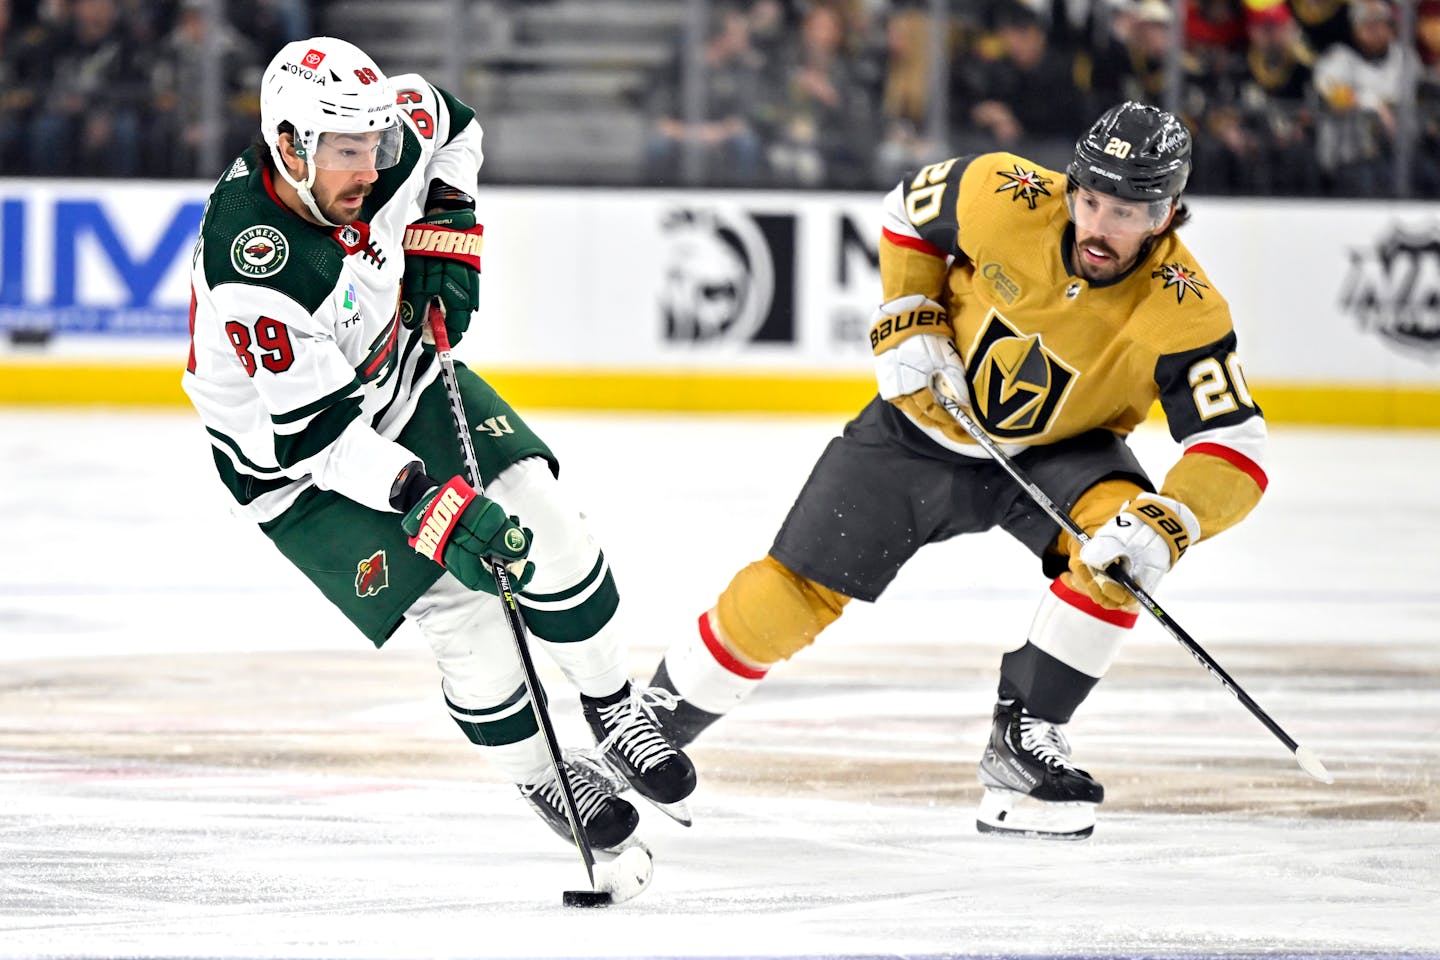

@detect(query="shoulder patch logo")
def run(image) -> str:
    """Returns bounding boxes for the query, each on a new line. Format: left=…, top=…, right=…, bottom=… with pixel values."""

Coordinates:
left=225, top=157, right=249, bottom=181
left=231, top=225, right=289, bottom=278
left=355, top=549, right=389, bottom=597
left=995, top=164, right=1054, bottom=210
left=1151, top=262, right=1208, bottom=303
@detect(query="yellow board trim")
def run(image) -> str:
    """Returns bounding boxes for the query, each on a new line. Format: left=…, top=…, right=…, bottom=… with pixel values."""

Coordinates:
left=3, top=362, right=1440, bottom=427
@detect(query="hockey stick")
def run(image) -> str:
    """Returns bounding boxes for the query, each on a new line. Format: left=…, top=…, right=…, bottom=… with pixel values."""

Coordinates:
left=424, top=300, right=650, bottom=906
left=928, top=377, right=1333, bottom=784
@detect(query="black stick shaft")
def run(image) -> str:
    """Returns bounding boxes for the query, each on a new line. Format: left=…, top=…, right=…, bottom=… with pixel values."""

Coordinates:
left=937, top=393, right=1305, bottom=755
left=427, top=300, right=599, bottom=885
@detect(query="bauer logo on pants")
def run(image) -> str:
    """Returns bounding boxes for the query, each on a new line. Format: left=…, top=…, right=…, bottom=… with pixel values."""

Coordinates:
left=231, top=225, right=289, bottom=278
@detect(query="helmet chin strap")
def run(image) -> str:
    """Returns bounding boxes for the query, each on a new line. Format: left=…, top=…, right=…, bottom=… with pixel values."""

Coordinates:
left=275, top=143, right=339, bottom=227
left=297, top=182, right=338, bottom=228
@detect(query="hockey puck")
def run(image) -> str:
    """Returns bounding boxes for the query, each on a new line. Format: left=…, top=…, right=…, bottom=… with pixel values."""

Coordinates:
left=561, top=890, right=612, bottom=908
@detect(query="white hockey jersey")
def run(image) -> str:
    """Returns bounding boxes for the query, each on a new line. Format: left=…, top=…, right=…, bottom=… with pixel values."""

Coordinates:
left=183, top=77, right=483, bottom=524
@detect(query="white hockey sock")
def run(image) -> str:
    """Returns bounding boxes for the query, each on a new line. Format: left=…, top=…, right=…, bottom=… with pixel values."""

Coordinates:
left=537, top=623, right=628, bottom=700
left=1027, top=577, right=1135, bottom=680
left=480, top=731, right=552, bottom=786
left=663, top=609, right=769, bottom=716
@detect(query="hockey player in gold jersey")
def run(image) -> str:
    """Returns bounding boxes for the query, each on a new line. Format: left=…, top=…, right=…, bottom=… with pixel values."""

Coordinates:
left=648, top=101, right=1268, bottom=839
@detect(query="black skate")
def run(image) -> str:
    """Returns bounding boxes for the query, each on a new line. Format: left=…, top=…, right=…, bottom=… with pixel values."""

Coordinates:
left=976, top=698, right=1103, bottom=840
left=582, top=680, right=697, bottom=827
left=519, top=757, right=640, bottom=854
left=648, top=659, right=725, bottom=749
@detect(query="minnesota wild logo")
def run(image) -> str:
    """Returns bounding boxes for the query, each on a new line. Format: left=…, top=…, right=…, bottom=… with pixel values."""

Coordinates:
left=355, top=549, right=389, bottom=597
left=231, top=225, right=289, bottom=278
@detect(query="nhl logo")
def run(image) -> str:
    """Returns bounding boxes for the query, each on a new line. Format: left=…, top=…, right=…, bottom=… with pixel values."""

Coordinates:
left=231, top=225, right=289, bottom=278
left=1065, top=282, right=1082, bottom=300
left=1343, top=223, right=1440, bottom=356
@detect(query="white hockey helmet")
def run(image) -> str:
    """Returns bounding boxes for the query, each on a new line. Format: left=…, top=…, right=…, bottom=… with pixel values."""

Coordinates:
left=259, top=37, right=403, bottom=224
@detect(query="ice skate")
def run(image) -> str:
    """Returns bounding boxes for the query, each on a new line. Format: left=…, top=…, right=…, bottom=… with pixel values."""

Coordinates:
left=519, top=758, right=640, bottom=854
left=647, top=659, right=726, bottom=749
left=582, top=680, right=697, bottom=826
left=976, top=698, right=1103, bottom=840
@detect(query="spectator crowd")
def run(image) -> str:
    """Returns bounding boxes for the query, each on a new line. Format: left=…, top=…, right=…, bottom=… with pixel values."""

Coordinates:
left=2, top=0, right=1437, bottom=197
left=643, top=0, right=1440, bottom=197
left=0, top=0, right=309, bottom=178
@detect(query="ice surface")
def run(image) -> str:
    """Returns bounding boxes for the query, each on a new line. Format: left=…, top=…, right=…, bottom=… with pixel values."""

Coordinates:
left=1, top=409, right=1437, bottom=959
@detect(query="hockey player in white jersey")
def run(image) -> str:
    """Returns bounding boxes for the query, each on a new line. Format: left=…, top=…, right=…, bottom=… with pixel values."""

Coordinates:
left=183, top=37, right=696, bottom=852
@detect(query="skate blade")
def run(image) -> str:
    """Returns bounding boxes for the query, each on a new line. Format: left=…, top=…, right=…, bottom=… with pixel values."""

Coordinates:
left=641, top=795, right=692, bottom=828
left=567, top=748, right=694, bottom=827
left=976, top=787, right=1096, bottom=841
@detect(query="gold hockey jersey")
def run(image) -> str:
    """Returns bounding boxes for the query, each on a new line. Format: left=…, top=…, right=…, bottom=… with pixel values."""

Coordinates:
left=876, top=152, right=1268, bottom=540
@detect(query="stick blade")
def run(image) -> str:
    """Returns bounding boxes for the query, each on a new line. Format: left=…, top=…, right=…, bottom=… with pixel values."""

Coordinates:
left=1294, top=744, right=1334, bottom=784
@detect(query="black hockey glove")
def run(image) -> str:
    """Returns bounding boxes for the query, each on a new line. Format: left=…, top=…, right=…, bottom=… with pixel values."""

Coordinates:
left=400, top=209, right=482, bottom=346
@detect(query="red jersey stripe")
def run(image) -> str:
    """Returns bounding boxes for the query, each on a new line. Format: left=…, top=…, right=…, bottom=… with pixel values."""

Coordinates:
left=882, top=226, right=946, bottom=259
left=1187, top=442, right=1269, bottom=492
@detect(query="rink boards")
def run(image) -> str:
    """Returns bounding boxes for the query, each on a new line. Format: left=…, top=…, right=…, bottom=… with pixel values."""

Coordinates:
left=1, top=179, right=1439, bottom=426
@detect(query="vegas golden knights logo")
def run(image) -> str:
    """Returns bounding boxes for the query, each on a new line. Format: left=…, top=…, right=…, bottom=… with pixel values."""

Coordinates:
left=966, top=309, right=1076, bottom=437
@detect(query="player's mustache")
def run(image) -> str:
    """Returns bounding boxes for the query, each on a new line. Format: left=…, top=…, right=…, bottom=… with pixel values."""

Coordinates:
left=1078, top=237, right=1119, bottom=260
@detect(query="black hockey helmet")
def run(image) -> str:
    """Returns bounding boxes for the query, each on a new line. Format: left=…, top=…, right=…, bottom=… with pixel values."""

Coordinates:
left=1066, top=101, right=1191, bottom=205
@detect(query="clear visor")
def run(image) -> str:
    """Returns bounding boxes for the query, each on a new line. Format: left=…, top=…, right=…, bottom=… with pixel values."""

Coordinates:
left=310, top=124, right=403, bottom=172
left=1067, top=187, right=1172, bottom=236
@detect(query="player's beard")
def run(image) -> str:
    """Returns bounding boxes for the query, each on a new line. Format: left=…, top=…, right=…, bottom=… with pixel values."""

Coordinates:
left=1072, top=235, right=1131, bottom=283
left=320, top=183, right=372, bottom=225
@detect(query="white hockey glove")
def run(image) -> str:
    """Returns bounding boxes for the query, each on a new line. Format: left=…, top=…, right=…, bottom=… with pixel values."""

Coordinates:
left=870, top=294, right=970, bottom=408
left=1078, top=493, right=1200, bottom=603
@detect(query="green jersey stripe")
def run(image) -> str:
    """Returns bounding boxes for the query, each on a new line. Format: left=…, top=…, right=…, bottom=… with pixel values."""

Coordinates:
left=274, top=396, right=363, bottom=468
left=272, top=378, right=361, bottom=425
left=205, top=426, right=283, bottom=474
left=210, top=446, right=296, bottom=505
